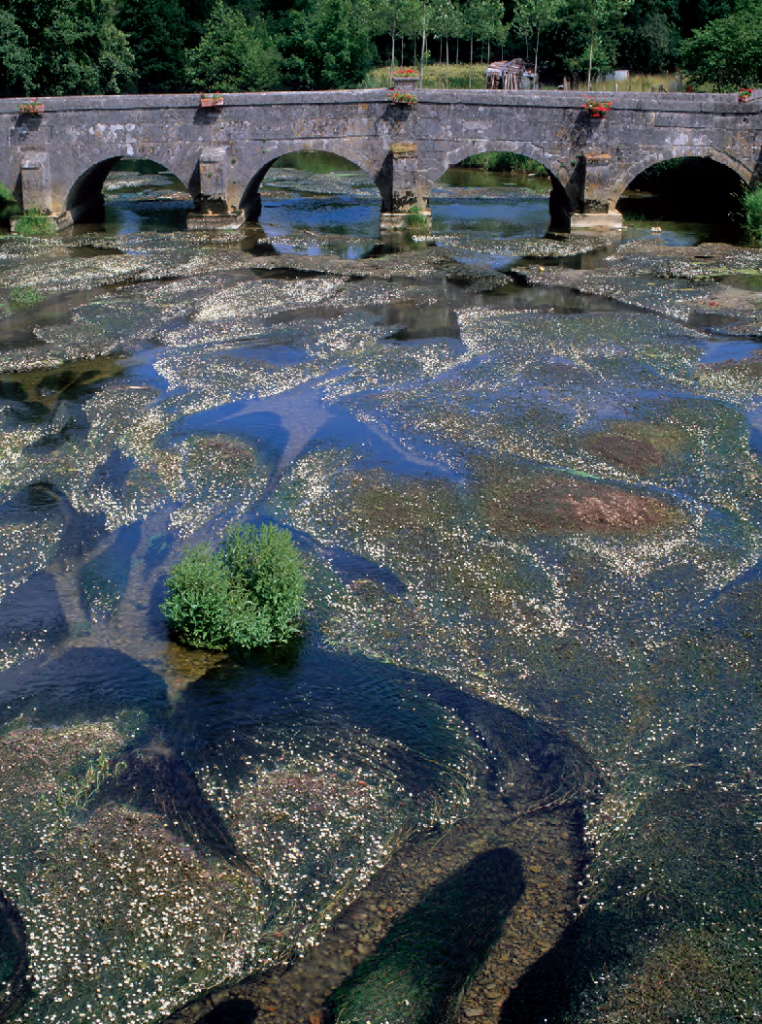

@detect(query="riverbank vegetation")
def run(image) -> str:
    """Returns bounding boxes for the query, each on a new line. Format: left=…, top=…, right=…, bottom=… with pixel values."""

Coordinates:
left=0, top=0, right=757, bottom=97
left=458, top=151, right=547, bottom=174
left=161, top=522, right=306, bottom=652
left=742, top=186, right=762, bottom=245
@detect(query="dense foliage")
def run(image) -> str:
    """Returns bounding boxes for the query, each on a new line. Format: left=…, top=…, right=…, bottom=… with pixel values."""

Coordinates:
left=161, top=522, right=306, bottom=652
left=680, top=0, right=762, bottom=90
left=0, top=0, right=755, bottom=95
left=742, top=185, right=762, bottom=245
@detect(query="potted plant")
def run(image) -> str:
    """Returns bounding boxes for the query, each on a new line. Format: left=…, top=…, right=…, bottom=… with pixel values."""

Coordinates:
left=391, top=66, right=419, bottom=88
left=17, top=99, right=44, bottom=115
left=581, top=96, right=613, bottom=118
left=199, top=92, right=223, bottom=108
left=739, top=87, right=754, bottom=103
left=388, top=90, right=418, bottom=106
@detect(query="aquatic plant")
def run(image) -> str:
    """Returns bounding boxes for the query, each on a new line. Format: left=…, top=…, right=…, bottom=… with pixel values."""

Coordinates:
left=51, top=750, right=127, bottom=818
left=161, top=522, right=306, bottom=651
left=8, top=286, right=43, bottom=310
left=741, top=185, right=762, bottom=244
left=12, top=208, right=54, bottom=237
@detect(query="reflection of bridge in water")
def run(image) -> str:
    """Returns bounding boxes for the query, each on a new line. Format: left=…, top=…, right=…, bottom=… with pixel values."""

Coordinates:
left=1, top=88, right=760, bottom=234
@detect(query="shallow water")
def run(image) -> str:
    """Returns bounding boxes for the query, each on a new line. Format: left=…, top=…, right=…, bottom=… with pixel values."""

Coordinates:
left=0, top=161, right=760, bottom=1024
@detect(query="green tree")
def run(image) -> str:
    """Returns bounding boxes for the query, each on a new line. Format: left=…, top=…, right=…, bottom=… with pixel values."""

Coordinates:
left=117, top=0, right=187, bottom=91
left=429, top=0, right=463, bottom=85
left=513, top=0, right=563, bottom=84
left=472, top=0, right=505, bottom=66
left=280, top=0, right=376, bottom=90
left=681, top=0, right=762, bottom=90
left=1, top=0, right=134, bottom=95
left=578, top=0, right=633, bottom=87
left=184, top=0, right=281, bottom=91
left=618, top=0, right=681, bottom=74
left=373, top=0, right=420, bottom=77
left=0, top=10, right=37, bottom=96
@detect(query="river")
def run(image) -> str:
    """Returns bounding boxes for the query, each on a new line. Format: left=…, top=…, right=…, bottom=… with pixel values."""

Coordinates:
left=0, top=155, right=760, bottom=1024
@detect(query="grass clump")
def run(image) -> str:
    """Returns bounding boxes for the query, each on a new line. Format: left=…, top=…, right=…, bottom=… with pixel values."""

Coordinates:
left=742, top=186, right=762, bottom=244
left=8, top=286, right=43, bottom=310
left=12, top=208, right=54, bottom=237
left=161, top=522, right=306, bottom=651
left=405, top=204, right=429, bottom=231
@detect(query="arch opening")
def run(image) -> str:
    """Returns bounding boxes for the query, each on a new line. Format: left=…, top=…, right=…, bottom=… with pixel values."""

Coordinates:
left=616, top=157, right=745, bottom=242
left=433, top=151, right=571, bottom=241
left=239, top=150, right=382, bottom=258
left=66, top=158, right=193, bottom=234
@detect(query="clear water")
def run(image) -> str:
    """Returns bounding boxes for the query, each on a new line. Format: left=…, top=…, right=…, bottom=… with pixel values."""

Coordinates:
left=0, top=158, right=760, bottom=1024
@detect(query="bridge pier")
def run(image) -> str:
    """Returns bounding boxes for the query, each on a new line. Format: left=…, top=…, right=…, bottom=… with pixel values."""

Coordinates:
left=11, top=151, right=71, bottom=232
left=187, top=147, right=244, bottom=230
left=568, top=153, right=623, bottom=232
left=378, top=143, right=432, bottom=233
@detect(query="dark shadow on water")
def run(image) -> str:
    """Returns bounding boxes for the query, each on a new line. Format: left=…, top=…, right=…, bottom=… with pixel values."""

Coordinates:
left=0, top=889, right=30, bottom=1021
left=327, top=848, right=524, bottom=1024
left=498, top=908, right=623, bottom=1024
left=197, top=998, right=258, bottom=1024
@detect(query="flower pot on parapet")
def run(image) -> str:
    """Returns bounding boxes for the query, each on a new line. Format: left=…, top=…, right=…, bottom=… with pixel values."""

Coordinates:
left=17, top=101, right=44, bottom=115
left=391, top=68, right=418, bottom=89
left=581, top=96, right=612, bottom=119
left=739, top=88, right=753, bottom=103
left=388, top=90, right=418, bottom=106
left=199, top=93, right=224, bottom=108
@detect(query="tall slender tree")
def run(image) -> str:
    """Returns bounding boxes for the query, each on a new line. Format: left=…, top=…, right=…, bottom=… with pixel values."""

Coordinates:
left=374, top=0, right=419, bottom=80
left=473, top=0, right=505, bottom=67
left=577, top=0, right=633, bottom=88
left=513, top=0, right=562, bottom=85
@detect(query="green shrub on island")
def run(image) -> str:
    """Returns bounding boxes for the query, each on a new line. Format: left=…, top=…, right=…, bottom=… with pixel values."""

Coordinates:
left=742, top=186, right=762, bottom=245
left=161, top=522, right=306, bottom=651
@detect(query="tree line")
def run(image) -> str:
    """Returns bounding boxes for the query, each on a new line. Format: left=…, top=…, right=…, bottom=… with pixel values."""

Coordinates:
left=0, top=0, right=759, bottom=98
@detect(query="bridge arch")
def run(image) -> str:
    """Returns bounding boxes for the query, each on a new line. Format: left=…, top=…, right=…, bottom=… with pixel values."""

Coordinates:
left=610, top=148, right=752, bottom=212
left=237, top=143, right=385, bottom=223
left=435, top=142, right=574, bottom=234
left=64, top=155, right=192, bottom=224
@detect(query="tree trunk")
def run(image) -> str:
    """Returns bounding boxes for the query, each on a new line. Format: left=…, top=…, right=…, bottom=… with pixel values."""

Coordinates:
left=390, top=15, right=396, bottom=84
left=587, top=26, right=595, bottom=90
left=446, top=37, right=449, bottom=88
left=469, top=34, right=473, bottom=88
left=420, top=1, right=427, bottom=88
left=534, top=24, right=540, bottom=86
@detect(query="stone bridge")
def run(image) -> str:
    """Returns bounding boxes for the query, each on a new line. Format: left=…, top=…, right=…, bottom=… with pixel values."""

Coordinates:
left=1, top=88, right=760, bottom=233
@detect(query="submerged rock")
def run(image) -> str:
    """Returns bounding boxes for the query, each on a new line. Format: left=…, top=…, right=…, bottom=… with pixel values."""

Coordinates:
left=481, top=471, right=679, bottom=535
